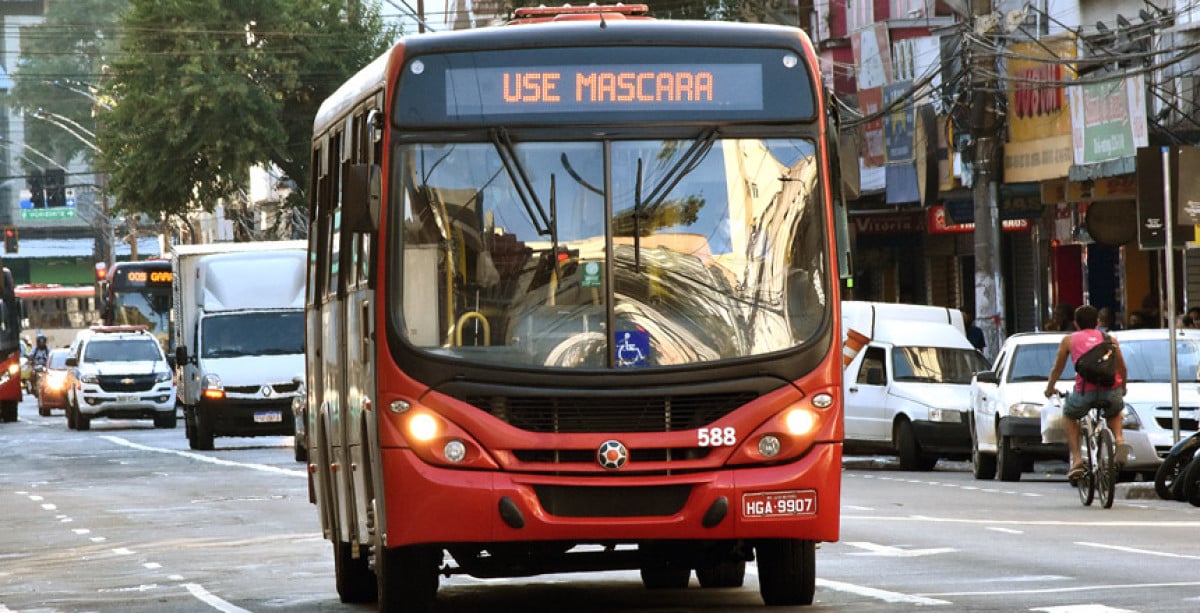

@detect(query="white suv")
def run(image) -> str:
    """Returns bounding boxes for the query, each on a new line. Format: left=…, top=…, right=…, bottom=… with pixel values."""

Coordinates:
left=66, top=326, right=176, bottom=431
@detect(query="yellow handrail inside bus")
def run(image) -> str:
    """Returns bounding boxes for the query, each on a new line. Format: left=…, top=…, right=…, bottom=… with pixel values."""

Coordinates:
left=454, top=311, right=490, bottom=346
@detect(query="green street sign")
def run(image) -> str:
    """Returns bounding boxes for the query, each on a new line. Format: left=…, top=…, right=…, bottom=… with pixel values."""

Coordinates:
left=20, top=208, right=76, bottom=221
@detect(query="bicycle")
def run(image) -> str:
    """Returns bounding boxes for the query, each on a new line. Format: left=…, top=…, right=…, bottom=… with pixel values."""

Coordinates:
left=1056, top=391, right=1118, bottom=508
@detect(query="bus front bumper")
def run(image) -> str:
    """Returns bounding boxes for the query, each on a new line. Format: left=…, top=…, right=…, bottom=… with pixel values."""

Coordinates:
left=379, top=442, right=842, bottom=547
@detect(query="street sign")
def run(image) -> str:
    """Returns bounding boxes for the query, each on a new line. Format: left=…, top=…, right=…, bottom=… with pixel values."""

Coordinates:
left=1136, top=146, right=1195, bottom=249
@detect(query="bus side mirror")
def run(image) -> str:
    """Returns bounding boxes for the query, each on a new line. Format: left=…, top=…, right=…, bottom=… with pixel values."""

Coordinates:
left=342, top=163, right=381, bottom=233
left=175, top=345, right=188, bottom=366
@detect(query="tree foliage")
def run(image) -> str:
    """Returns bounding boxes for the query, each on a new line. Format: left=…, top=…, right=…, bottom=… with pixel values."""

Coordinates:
left=8, top=0, right=126, bottom=172
left=96, top=0, right=396, bottom=225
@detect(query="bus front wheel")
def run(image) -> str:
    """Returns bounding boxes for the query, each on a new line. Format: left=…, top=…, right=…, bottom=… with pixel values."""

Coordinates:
left=756, top=539, right=815, bottom=606
left=375, top=544, right=438, bottom=613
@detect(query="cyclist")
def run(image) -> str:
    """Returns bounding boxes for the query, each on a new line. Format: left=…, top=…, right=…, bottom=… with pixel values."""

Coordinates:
left=1043, top=304, right=1130, bottom=481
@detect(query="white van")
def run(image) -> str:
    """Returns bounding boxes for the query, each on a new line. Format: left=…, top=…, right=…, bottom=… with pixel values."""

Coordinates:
left=842, top=301, right=990, bottom=470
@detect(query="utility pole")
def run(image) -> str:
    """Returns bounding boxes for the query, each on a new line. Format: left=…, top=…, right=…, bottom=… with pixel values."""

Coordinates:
left=971, top=0, right=1005, bottom=357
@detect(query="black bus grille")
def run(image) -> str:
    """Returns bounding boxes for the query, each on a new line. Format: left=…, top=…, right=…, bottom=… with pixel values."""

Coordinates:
left=464, top=392, right=757, bottom=433
left=532, top=484, right=692, bottom=517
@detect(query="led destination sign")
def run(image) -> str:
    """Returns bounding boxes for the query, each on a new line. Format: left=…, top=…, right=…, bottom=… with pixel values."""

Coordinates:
left=395, top=46, right=815, bottom=125
left=445, top=64, right=763, bottom=115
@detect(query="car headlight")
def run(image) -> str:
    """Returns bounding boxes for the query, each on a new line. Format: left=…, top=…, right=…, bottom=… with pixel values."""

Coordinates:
left=155, top=371, right=171, bottom=383
left=1006, top=402, right=1042, bottom=418
left=1122, top=404, right=1142, bottom=430
left=929, top=407, right=964, bottom=423
left=80, top=373, right=99, bottom=384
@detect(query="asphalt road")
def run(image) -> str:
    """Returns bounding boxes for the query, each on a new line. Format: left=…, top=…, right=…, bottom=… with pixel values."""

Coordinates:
left=4, top=397, right=1200, bottom=612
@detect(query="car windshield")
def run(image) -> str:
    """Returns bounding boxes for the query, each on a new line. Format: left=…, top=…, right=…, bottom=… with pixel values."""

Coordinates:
left=201, top=311, right=304, bottom=358
left=84, top=338, right=162, bottom=363
left=392, top=136, right=830, bottom=369
left=47, top=350, right=68, bottom=369
left=892, top=346, right=989, bottom=384
left=1008, top=342, right=1075, bottom=382
left=1120, top=337, right=1200, bottom=382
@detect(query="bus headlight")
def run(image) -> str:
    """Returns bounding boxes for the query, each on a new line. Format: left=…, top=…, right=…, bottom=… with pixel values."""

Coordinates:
left=785, top=408, right=817, bottom=435
left=391, top=406, right=499, bottom=470
left=408, top=413, right=438, bottom=442
left=728, top=393, right=834, bottom=466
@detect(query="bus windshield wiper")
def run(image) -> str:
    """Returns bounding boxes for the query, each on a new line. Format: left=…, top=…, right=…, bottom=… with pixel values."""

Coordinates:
left=491, top=127, right=553, bottom=237
left=639, top=127, right=719, bottom=217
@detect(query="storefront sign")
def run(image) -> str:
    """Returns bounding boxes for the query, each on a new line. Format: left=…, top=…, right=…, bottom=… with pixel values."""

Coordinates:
left=1004, top=35, right=1075, bottom=183
left=851, top=211, right=924, bottom=235
left=1067, top=74, right=1148, bottom=165
left=859, top=87, right=886, bottom=168
left=883, top=80, right=914, bottom=163
left=927, top=204, right=1030, bottom=234
left=851, top=23, right=892, bottom=90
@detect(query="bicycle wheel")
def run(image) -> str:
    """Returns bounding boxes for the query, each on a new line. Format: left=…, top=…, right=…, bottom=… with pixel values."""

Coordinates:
left=1098, top=428, right=1116, bottom=508
left=1077, top=424, right=1095, bottom=506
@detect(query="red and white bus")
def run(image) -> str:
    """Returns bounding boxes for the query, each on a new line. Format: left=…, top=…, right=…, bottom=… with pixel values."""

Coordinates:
left=305, top=5, right=850, bottom=610
left=0, top=271, right=26, bottom=421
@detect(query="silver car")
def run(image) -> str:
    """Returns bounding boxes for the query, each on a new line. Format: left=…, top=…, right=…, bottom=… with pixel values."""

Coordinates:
left=1111, top=328, right=1200, bottom=461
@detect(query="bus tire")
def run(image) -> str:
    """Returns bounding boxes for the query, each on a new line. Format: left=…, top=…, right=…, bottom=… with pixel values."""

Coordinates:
left=375, top=544, right=439, bottom=613
left=333, top=539, right=376, bottom=603
left=193, top=409, right=215, bottom=451
left=756, top=539, right=815, bottom=606
left=0, top=399, right=16, bottom=422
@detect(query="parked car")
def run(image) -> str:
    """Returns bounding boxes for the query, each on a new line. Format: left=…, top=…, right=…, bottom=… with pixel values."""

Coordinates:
left=36, top=348, right=72, bottom=416
left=66, top=326, right=176, bottom=431
left=1112, top=328, right=1200, bottom=461
left=971, top=331, right=1156, bottom=482
left=842, top=301, right=989, bottom=470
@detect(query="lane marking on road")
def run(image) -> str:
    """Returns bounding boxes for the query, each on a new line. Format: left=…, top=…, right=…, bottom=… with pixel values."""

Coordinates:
left=986, top=527, right=1024, bottom=534
left=184, top=583, right=254, bottom=613
left=1076, top=541, right=1200, bottom=560
left=923, top=579, right=1200, bottom=597
left=101, top=435, right=306, bottom=477
left=113, top=547, right=134, bottom=556
left=845, top=541, right=956, bottom=557
left=1031, top=605, right=1136, bottom=612
left=816, top=578, right=951, bottom=605
left=845, top=514, right=1200, bottom=528
left=850, top=474, right=1041, bottom=496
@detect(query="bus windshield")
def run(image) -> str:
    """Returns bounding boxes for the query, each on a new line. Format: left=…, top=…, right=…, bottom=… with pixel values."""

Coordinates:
left=110, top=290, right=171, bottom=344
left=393, top=135, right=829, bottom=369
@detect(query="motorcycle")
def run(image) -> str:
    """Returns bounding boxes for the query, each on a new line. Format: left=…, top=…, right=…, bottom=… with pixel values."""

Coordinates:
left=1153, top=431, right=1200, bottom=501
left=30, top=364, right=46, bottom=399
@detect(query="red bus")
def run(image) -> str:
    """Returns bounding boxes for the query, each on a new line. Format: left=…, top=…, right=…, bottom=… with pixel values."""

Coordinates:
left=99, top=259, right=173, bottom=352
left=305, top=5, right=850, bottom=610
left=0, top=270, right=24, bottom=421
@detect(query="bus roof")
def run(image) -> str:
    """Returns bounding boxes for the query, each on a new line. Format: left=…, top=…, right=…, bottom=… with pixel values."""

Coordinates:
left=15, top=284, right=95, bottom=299
left=314, top=19, right=814, bottom=134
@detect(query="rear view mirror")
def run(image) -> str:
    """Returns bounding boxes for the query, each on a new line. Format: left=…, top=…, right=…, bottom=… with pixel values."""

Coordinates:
left=975, top=370, right=999, bottom=384
left=175, top=345, right=188, bottom=366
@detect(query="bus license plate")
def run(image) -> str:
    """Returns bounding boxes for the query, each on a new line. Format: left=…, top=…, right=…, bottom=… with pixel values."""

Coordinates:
left=254, top=411, right=282, bottom=423
left=743, top=490, right=817, bottom=518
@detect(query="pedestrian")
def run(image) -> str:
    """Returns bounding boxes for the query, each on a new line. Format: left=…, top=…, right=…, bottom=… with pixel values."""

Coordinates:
left=962, top=309, right=985, bottom=352
left=1043, top=305, right=1130, bottom=481
left=1097, top=307, right=1119, bottom=333
left=1044, top=302, right=1075, bottom=331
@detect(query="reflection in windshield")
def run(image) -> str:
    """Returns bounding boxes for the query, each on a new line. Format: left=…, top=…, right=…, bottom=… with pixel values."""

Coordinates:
left=113, top=290, right=171, bottom=348
left=892, top=346, right=989, bottom=384
left=1008, top=343, right=1076, bottom=381
left=394, top=136, right=829, bottom=370
left=84, top=339, right=163, bottom=363
left=201, top=311, right=303, bottom=358
left=1120, top=338, right=1200, bottom=382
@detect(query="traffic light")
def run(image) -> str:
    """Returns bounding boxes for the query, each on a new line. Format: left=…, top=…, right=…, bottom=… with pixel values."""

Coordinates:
left=44, top=169, right=65, bottom=207
left=28, top=169, right=44, bottom=209
left=3, top=226, right=17, bottom=254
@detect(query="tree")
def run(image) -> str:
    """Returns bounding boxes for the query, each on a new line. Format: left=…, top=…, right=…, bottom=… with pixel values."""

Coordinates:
left=8, top=0, right=126, bottom=171
left=96, top=0, right=396, bottom=229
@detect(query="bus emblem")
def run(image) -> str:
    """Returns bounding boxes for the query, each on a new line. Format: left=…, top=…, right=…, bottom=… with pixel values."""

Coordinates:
left=597, top=440, right=628, bottom=470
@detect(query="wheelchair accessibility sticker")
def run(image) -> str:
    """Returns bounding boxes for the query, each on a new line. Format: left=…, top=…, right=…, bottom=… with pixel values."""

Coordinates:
left=615, top=329, right=650, bottom=368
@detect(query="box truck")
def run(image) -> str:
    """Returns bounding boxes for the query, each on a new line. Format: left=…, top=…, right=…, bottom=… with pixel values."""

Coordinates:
left=170, top=241, right=306, bottom=451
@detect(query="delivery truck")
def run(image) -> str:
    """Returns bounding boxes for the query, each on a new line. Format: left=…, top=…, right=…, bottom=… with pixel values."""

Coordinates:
left=170, top=241, right=306, bottom=450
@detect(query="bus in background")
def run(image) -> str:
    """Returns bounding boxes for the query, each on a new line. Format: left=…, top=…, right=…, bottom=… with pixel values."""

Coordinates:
left=306, top=5, right=850, bottom=610
left=15, top=284, right=100, bottom=348
left=99, top=259, right=173, bottom=352
left=0, top=269, right=23, bottom=422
